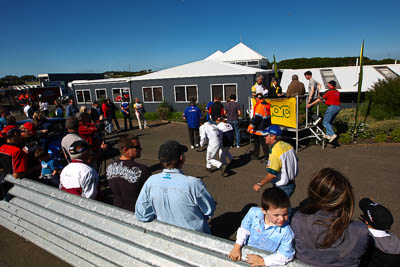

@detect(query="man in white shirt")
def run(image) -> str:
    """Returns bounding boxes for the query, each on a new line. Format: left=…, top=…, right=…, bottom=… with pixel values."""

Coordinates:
left=200, top=118, right=224, bottom=173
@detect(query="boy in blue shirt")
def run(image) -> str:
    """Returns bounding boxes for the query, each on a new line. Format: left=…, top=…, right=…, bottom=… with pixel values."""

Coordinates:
left=183, top=98, right=202, bottom=149
left=35, top=147, right=63, bottom=187
left=121, top=97, right=133, bottom=130
left=229, top=187, right=295, bottom=266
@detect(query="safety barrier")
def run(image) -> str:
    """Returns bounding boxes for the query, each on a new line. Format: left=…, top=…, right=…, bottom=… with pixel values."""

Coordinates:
left=0, top=175, right=310, bottom=266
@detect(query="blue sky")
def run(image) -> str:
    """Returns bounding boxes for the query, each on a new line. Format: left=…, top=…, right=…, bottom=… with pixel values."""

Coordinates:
left=1, top=0, right=400, bottom=77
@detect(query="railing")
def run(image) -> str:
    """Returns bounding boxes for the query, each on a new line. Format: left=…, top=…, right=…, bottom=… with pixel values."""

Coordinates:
left=0, top=175, right=310, bottom=266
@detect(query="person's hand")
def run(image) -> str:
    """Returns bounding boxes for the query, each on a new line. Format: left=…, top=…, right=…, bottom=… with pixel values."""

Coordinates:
left=100, top=141, right=108, bottom=150
left=246, top=254, right=265, bottom=266
left=228, top=245, right=242, bottom=261
left=41, top=129, right=48, bottom=133
left=253, top=183, right=261, bottom=192
left=306, top=104, right=312, bottom=109
left=52, top=170, right=57, bottom=176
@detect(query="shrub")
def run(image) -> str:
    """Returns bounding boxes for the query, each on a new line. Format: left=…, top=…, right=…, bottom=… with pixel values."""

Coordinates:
left=369, top=120, right=400, bottom=136
left=168, top=112, right=184, bottom=122
left=348, top=122, right=371, bottom=140
left=374, top=134, right=387, bottom=143
left=339, top=132, right=353, bottom=144
left=144, top=112, right=160, bottom=121
left=391, top=128, right=400, bottom=142
left=156, top=101, right=172, bottom=120
left=366, top=77, right=400, bottom=120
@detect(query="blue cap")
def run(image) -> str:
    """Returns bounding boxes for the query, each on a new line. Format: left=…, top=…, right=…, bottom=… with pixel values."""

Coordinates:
left=262, top=125, right=282, bottom=136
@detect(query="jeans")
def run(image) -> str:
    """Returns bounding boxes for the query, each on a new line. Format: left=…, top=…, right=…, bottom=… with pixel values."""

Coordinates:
left=123, top=112, right=133, bottom=130
left=323, top=105, right=341, bottom=136
left=276, top=182, right=296, bottom=198
left=188, top=127, right=200, bottom=147
left=228, top=120, right=240, bottom=146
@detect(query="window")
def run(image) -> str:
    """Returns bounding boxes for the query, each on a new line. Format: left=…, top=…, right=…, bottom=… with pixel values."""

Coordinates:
left=75, top=89, right=92, bottom=104
left=174, top=85, right=198, bottom=102
left=320, top=69, right=341, bottom=89
left=95, top=88, right=107, bottom=101
left=142, top=86, right=164, bottom=103
left=374, top=66, right=399, bottom=79
left=210, top=84, right=237, bottom=101
left=112, top=88, right=131, bottom=102
left=236, top=62, right=246, bottom=66
left=247, top=61, right=259, bottom=66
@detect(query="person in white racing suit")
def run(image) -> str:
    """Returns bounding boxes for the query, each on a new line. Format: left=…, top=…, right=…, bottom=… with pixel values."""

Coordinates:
left=216, top=118, right=234, bottom=170
left=199, top=118, right=224, bottom=173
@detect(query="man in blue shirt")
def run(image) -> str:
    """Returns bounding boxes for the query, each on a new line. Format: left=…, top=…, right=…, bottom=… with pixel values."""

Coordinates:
left=183, top=98, right=202, bottom=149
left=121, top=97, right=133, bottom=131
left=135, top=140, right=216, bottom=233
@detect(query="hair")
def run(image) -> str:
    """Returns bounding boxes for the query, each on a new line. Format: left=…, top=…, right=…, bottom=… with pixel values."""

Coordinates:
left=5, top=114, right=16, bottom=125
left=161, top=159, right=181, bottom=169
left=118, top=133, right=139, bottom=153
left=261, top=187, right=290, bottom=211
left=292, top=74, right=299, bottom=80
left=304, top=71, right=312, bottom=76
left=65, top=117, right=79, bottom=130
left=200, top=116, right=208, bottom=125
left=256, top=74, right=264, bottom=80
left=190, top=98, right=196, bottom=105
left=34, top=147, right=48, bottom=159
left=229, top=94, right=236, bottom=101
left=79, top=106, right=87, bottom=113
left=301, top=168, right=355, bottom=248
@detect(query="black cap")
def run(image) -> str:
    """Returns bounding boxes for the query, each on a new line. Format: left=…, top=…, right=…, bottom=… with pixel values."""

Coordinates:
left=158, top=140, right=188, bottom=163
left=256, top=93, right=264, bottom=99
left=359, top=198, right=393, bottom=230
left=328, top=80, right=337, bottom=87
left=69, top=140, right=92, bottom=155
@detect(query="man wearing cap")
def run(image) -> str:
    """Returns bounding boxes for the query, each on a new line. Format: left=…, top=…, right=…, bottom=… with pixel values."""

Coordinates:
left=286, top=75, right=306, bottom=98
left=0, top=126, right=28, bottom=179
left=247, top=93, right=271, bottom=161
left=135, top=140, right=216, bottom=233
left=359, top=198, right=400, bottom=266
left=59, top=140, right=98, bottom=199
left=61, top=117, right=84, bottom=162
left=253, top=125, right=298, bottom=198
left=308, top=80, right=341, bottom=143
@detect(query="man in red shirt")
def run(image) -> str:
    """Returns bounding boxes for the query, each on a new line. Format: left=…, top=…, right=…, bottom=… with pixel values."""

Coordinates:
left=308, top=80, right=341, bottom=143
left=0, top=126, right=28, bottom=179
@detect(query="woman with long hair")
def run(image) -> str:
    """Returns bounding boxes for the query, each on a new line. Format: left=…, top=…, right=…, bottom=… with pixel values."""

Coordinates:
left=291, top=168, right=369, bottom=267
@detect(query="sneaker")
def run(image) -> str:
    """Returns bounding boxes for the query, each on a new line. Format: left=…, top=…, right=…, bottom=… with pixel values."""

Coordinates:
left=329, top=134, right=337, bottom=143
left=313, top=117, right=321, bottom=126
left=191, top=145, right=194, bottom=149
left=236, top=145, right=240, bottom=148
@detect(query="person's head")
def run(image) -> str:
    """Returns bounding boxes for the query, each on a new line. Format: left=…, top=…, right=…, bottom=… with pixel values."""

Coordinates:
left=69, top=140, right=93, bottom=162
left=359, top=198, right=393, bottom=231
left=272, top=78, right=278, bottom=86
left=215, top=117, right=225, bottom=124
left=255, top=93, right=264, bottom=102
left=34, top=147, right=50, bottom=162
left=65, top=117, right=79, bottom=133
left=135, top=97, right=140, bottom=103
left=200, top=116, right=208, bottom=125
left=261, top=187, right=290, bottom=226
left=20, top=122, right=36, bottom=138
left=263, top=125, right=282, bottom=145
left=229, top=94, right=236, bottom=101
left=106, top=98, right=111, bottom=103
left=5, top=114, right=16, bottom=126
left=304, top=71, right=312, bottom=80
left=1, top=125, right=23, bottom=144
left=68, top=98, right=74, bottom=105
left=158, top=140, right=188, bottom=169
left=292, top=74, right=299, bottom=81
left=118, top=134, right=141, bottom=159
left=302, top=168, right=354, bottom=248
left=189, top=98, right=197, bottom=105
left=256, top=75, right=264, bottom=85
left=92, top=101, right=98, bottom=107
left=79, top=106, right=87, bottom=114
left=327, top=80, right=337, bottom=90
left=77, top=111, right=89, bottom=123
left=0, top=110, right=8, bottom=118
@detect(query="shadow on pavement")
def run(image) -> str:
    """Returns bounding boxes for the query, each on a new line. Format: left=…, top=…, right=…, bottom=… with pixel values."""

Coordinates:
left=209, top=203, right=257, bottom=240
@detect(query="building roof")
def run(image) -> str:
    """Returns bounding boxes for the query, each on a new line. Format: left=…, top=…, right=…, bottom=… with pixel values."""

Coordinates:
left=280, top=64, right=400, bottom=93
left=206, top=42, right=267, bottom=62
left=71, top=60, right=271, bottom=85
left=204, top=50, right=224, bottom=61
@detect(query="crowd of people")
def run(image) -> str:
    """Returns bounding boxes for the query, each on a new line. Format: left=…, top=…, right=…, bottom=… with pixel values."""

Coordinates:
left=0, top=74, right=399, bottom=267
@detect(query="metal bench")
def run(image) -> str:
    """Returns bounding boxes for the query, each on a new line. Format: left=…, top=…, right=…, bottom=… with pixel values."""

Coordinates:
left=0, top=174, right=309, bottom=266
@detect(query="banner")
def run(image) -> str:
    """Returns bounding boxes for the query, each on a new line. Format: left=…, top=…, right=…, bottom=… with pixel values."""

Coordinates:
left=267, top=97, right=297, bottom=128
